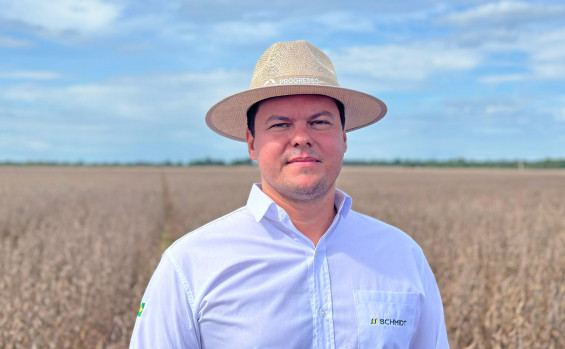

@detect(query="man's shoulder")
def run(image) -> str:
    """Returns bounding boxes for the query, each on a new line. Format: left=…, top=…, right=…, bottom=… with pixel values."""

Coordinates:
left=167, top=205, right=256, bottom=251
left=344, top=209, right=422, bottom=251
left=346, top=209, right=400, bottom=230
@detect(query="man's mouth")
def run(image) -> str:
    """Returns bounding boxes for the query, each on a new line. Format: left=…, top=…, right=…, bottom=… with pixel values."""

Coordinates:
left=286, top=156, right=320, bottom=164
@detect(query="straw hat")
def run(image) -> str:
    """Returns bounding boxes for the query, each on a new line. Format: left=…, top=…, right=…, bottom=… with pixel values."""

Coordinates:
left=205, top=40, right=387, bottom=141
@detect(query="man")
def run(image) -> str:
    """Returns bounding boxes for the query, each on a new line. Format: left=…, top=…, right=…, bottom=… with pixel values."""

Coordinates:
left=130, top=40, right=449, bottom=348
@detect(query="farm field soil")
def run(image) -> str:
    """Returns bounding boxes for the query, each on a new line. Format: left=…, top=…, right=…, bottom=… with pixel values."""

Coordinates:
left=1, top=166, right=563, bottom=348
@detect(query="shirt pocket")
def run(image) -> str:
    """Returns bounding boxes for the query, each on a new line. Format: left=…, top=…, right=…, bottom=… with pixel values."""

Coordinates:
left=354, top=290, right=419, bottom=349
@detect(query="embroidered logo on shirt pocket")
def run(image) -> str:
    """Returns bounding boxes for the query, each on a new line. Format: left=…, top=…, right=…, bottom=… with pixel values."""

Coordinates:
left=354, top=290, right=419, bottom=348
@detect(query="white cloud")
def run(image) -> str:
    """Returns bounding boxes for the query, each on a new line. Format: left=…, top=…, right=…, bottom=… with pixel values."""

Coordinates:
left=23, top=140, right=51, bottom=151
left=529, top=28, right=565, bottom=79
left=484, top=104, right=520, bottom=115
left=0, top=135, right=51, bottom=153
left=475, top=126, right=522, bottom=135
left=532, top=27, right=565, bottom=60
left=479, top=73, right=528, bottom=84
left=555, top=107, right=565, bottom=122
left=0, top=69, right=254, bottom=161
left=0, top=35, right=33, bottom=48
left=327, top=43, right=482, bottom=83
left=211, top=21, right=279, bottom=43
left=0, top=69, right=249, bottom=124
left=0, top=0, right=123, bottom=36
left=0, top=70, right=61, bottom=80
left=206, top=9, right=379, bottom=45
left=477, top=26, right=565, bottom=83
left=443, top=96, right=529, bottom=121
left=442, top=1, right=565, bottom=27
left=312, top=12, right=374, bottom=32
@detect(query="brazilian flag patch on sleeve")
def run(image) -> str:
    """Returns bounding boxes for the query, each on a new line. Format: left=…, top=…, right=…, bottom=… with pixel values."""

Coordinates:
left=137, top=302, right=145, bottom=317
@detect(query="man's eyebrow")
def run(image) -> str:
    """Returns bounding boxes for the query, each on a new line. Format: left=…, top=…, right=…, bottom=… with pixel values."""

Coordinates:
left=264, top=115, right=291, bottom=124
left=310, top=111, right=336, bottom=120
left=264, top=111, right=336, bottom=124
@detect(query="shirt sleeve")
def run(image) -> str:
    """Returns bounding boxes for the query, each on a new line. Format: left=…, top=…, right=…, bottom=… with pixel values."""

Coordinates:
left=410, top=255, right=450, bottom=349
left=129, top=253, right=200, bottom=349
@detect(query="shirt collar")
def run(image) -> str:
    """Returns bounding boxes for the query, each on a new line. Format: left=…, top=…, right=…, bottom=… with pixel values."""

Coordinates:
left=247, top=183, right=352, bottom=223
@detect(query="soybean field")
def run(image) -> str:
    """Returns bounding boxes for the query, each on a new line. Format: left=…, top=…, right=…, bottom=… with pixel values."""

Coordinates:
left=1, top=166, right=563, bottom=348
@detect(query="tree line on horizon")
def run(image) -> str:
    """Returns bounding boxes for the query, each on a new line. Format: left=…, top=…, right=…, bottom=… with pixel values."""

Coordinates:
left=2, top=157, right=565, bottom=168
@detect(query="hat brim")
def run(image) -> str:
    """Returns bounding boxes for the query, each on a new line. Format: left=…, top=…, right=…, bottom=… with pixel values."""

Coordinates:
left=205, top=85, right=387, bottom=142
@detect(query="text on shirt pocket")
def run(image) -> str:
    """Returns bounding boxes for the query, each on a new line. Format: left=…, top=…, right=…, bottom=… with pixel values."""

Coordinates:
left=354, top=290, right=419, bottom=349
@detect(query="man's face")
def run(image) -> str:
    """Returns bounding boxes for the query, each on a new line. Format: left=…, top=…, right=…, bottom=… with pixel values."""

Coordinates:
left=246, top=94, right=347, bottom=203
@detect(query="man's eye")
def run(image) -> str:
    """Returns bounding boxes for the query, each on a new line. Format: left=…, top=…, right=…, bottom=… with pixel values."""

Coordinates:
left=269, top=123, right=290, bottom=129
left=311, top=120, right=331, bottom=126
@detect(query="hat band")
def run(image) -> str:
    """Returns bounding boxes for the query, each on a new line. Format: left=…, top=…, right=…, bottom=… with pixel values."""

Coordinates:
left=252, top=75, right=339, bottom=89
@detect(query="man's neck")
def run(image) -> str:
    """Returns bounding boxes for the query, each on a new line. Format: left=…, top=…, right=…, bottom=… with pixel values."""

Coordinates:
left=261, top=184, right=337, bottom=246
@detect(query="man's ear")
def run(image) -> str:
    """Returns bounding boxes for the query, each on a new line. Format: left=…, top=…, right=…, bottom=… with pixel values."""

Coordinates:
left=343, top=131, right=347, bottom=153
left=246, top=129, right=257, bottom=160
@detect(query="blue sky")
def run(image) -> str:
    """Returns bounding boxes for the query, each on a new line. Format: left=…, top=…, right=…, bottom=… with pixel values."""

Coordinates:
left=1, top=0, right=564, bottom=163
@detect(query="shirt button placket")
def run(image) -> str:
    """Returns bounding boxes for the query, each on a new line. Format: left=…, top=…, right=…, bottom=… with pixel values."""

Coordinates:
left=313, top=243, right=335, bottom=349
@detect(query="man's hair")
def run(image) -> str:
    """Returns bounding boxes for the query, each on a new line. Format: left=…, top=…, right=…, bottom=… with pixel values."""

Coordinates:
left=246, top=96, right=345, bottom=137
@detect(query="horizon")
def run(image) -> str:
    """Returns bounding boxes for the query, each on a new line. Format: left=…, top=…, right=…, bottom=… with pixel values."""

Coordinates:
left=2, top=156, right=564, bottom=166
left=1, top=0, right=564, bottom=163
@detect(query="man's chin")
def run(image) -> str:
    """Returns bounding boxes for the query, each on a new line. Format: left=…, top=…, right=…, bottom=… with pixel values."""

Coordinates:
left=281, top=180, right=333, bottom=202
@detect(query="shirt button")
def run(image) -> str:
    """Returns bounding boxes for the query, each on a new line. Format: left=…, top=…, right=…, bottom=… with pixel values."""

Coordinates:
left=319, top=309, right=327, bottom=318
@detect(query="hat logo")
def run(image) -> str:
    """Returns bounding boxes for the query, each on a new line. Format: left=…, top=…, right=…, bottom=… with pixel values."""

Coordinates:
left=264, top=79, right=277, bottom=86
left=278, top=77, right=320, bottom=85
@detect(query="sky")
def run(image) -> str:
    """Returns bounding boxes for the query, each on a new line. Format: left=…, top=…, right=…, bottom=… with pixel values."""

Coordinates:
left=1, top=0, right=564, bottom=163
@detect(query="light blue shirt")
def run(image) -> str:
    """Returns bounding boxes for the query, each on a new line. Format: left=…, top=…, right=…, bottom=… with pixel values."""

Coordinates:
left=130, top=184, right=449, bottom=348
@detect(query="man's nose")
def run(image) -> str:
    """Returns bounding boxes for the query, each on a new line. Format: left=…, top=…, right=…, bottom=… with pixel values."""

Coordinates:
left=291, top=123, right=312, bottom=147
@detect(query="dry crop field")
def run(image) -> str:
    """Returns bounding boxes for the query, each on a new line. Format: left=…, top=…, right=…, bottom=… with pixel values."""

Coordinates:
left=0, top=166, right=563, bottom=348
